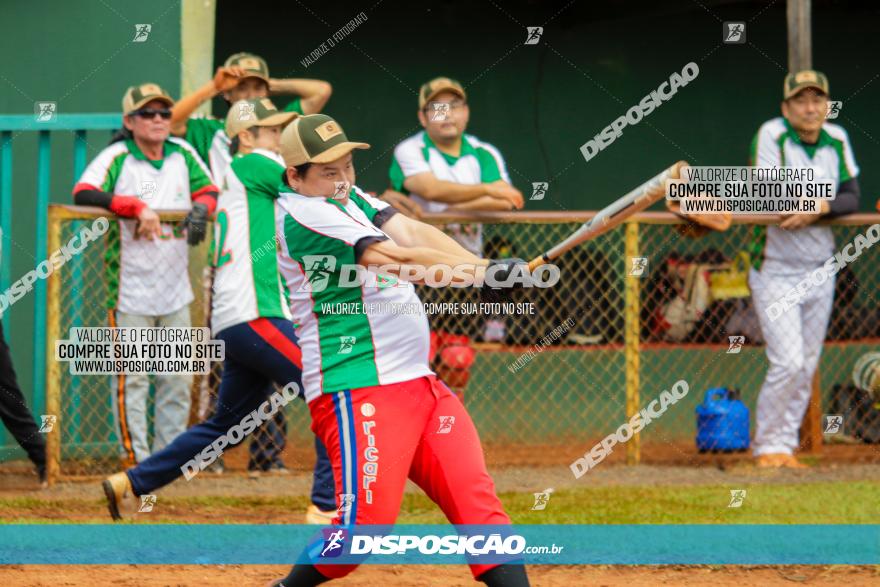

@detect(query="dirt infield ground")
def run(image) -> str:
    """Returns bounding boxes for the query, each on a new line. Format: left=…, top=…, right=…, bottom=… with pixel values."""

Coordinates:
left=3, top=563, right=878, bottom=586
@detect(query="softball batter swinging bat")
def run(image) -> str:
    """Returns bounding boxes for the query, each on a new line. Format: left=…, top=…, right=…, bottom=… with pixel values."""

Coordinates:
left=527, top=160, right=688, bottom=272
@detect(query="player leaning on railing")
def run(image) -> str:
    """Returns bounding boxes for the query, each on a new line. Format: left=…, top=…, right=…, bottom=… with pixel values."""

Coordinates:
left=384, top=77, right=526, bottom=398
left=748, top=70, right=861, bottom=468
left=266, top=114, right=529, bottom=587
left=72, top=83, right=218, bottom=467
left=170, top=51, right=333, bottom=183
left=102, top=98, right=336, bottom=523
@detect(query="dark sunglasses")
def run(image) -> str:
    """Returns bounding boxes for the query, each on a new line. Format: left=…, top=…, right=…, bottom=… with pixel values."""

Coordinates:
left=132, top=108, right=172, bottom=120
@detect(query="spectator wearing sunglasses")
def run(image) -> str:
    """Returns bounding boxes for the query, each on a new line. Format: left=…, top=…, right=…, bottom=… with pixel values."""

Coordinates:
left=72, top=83, right=218, bottom=467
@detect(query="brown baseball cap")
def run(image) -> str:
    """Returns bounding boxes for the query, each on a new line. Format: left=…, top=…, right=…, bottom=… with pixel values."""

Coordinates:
left=280, top=114, right=370, bottom=167
left=784, top=69, right=829, bottom=99
left=225, top=98, right=297, bottom=137
left=418, top=77, right=466, bottom=109
left=224, top=52, right=270, bottom=84
left=122, top=83, right=174, bottom=115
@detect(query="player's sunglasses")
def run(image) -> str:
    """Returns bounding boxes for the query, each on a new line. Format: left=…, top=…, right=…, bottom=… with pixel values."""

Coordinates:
left=131, top=108, right=172, bottom=120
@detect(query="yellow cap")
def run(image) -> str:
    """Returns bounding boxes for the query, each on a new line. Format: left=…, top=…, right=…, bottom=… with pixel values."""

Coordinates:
left=225, top=98, right=297, bottom=137
left=122, top=83, right=174, bottom=115
left=418, top=77, right=466, bottom=109
left=280, top=114, right=370, bottom=167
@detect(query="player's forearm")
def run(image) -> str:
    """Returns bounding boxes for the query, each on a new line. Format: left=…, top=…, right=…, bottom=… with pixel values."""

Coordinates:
left=170, top=81, right=217, bottom=135
left=361, top=241, right=487, bottom=284
left=448, top=195, right=514, bottom=211
left=411, top=179, right=486, bottom=204
left=191, top=186, right=219, bottom=215
left=381, top=214, right=481, bottom=261
left=828, top=178, right=860, bottom=217
left=407, top=222, right=481, bottom=261
left=73, top=187, right=145, bottom=218
left=268, top=78, right=332, bottom=113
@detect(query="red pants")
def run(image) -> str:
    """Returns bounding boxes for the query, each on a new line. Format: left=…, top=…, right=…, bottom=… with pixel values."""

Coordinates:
left=309, top=375, right=511, bottom=579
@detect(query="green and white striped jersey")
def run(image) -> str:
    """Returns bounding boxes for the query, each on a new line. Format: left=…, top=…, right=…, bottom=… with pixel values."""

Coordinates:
left=76, top=137, right=214, bottom=315
left=210, top=149, right=292, bottom=334
left=749, top=117, right=860, bottom=273
left=275, top=185, right=433, bottom=401
left=389, top=131, right=510, bottom=255
left=185, top=100, right=303, bottom=183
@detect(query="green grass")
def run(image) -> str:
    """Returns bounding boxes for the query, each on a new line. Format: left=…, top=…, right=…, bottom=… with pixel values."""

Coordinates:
left=1, top=481, right=877, bottom=525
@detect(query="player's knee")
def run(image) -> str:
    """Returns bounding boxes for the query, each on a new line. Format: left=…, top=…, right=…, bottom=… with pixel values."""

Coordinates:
left=767, top=359, right=805, bottom=382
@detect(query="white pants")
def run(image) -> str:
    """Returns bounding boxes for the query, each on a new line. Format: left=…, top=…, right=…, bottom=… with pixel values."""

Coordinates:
left=749, top=268, right=834, bottom=456
left=110, top=305, right=193, bottom=463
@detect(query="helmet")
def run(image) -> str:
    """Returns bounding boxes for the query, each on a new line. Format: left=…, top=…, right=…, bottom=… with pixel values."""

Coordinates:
left=852, top=352, right=880, bottom=398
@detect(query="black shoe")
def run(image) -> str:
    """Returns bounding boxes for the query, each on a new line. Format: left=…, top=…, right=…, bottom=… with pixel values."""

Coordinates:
left=36, top=464, right=47, bottom=489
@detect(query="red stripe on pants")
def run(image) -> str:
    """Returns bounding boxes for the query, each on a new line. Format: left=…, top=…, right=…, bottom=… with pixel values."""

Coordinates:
left=248, top=317, right=303, bottom=369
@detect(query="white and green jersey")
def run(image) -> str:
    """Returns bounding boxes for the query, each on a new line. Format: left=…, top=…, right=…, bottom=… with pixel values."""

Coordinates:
left=76, top=138, right=214, bottom=315
left=185, top=100, right=304, bottom=183
left=749, top=117, right=860, bottom=274
left=210, top=148, right=292, bottom=334
left=275, top=185, right=433, bottom=401
left=390, top=131, right=510, bottom=255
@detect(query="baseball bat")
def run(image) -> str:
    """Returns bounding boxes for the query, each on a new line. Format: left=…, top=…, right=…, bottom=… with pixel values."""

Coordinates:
left=527, top=161, right=688, bottom=271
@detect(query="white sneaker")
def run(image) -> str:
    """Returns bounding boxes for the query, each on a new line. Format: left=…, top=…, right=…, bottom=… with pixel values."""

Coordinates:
left=305, top=504, right=336, bottom=525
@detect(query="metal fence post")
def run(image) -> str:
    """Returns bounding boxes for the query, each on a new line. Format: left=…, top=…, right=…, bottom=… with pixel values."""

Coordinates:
left=45, top=206, right=62, bottom=484
left=624, top=220, right=641, bottom=465
left=32, top=130, right=51, bottom=417
left=0, top=131, right=12, bottom=331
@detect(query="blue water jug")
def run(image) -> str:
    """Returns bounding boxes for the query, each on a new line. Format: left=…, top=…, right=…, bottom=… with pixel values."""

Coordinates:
left=696, top=388, right=750, bottom=452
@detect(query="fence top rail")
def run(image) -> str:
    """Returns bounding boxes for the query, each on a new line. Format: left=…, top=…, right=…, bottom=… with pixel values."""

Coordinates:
left=416, top=210, right=880, bottom=226
left=0, top=113, right=121, bottom=132
left=49, top=204, right=188, bottom=221
left=49, top=204, right=880, bottom=226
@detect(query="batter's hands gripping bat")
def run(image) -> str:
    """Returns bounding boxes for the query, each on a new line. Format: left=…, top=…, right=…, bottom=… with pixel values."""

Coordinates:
left=527, top=161, right=688, bottom=272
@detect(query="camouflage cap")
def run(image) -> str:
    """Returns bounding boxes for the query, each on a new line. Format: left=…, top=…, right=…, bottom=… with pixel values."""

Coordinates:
left=280, top=114, right=370, bottom=167
left=224, top=52, right=270, bottom=84
left=225, top=98, right=297, bottom=137
left=784, top=70, right=829, bottom=99
left=122, top=83, right=175, bottom=115
left=418, top=77, right=466, bottom=109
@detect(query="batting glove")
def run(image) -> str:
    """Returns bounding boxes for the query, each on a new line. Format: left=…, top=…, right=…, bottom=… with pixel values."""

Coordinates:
left=481, top=257, right=528, bottom=304
left=182, top=202, right=209, bottom=246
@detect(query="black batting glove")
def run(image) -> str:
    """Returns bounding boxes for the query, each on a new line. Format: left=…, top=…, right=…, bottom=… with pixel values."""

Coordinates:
left=481, top=257, right=528, bottom=304
left=182, top=202, right=209, bottom=246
